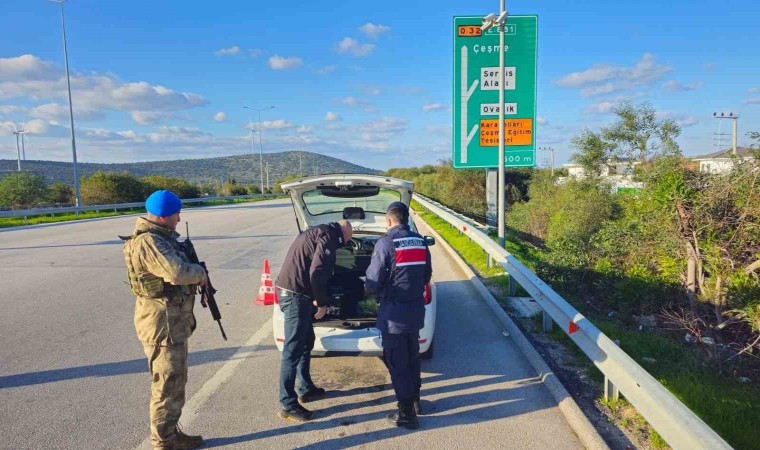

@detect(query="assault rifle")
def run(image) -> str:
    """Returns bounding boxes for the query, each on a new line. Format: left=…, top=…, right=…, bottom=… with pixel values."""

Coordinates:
left=181, top=222, right=228, bottom=340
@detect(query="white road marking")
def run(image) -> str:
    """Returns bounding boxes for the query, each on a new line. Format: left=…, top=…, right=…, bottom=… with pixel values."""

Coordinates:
left=136, top=317, right=273, bottom=449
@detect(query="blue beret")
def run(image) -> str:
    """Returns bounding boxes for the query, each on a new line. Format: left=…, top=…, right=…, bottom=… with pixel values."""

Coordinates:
left=145, top=190, right=182, bottom=217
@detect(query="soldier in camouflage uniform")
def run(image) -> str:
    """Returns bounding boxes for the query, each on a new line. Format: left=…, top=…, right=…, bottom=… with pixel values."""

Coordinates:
left=122, top=190, right=207, bottom=450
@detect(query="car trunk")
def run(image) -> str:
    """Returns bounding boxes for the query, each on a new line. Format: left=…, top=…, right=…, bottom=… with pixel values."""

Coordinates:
left=315, top=235, right=379, bottom=330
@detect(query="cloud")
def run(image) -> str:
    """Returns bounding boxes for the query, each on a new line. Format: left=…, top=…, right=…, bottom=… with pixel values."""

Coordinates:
left=703, top=63, right=716, bottom=72
left=537, top=116, right=548, bottom=125
left=337, top=96, right=377, bottom=113
left=261, top=119, right=296, bottom=130
left=268, top=55, right=303, bottom=70
left=336, top=38, right=375, bottom=57
left=359, top=23, right=391, bottom=39
left=0, top=58, right=208, bottom=125
left=556, top=53, right=672, bottom=97
left=663, top=80, right=702, bottom=92
left=744, top=98, right=760, bottom=105
left=656, top=111, right=700, bottom=128
left=314, top=65, right=337, bottom=75
left=214, top=112, right=227, bottom=122
left=248, top=49, right=264, bottom=58
left=324, top=111, right=342, bottom=122
left=585, top=100, right=617, bottom=115
left=214, top=46, right=241, bottom=56
left=0, top=54, right=57, bottom=82
left=130, top=111, right=170, bottom=125
left=360, top=85, right=382, bottom=96
left=358, top=116, right=407, bottom=139
left=422, top=102, right=449, bottom=112
left=749, top=87, right=759, bottom=94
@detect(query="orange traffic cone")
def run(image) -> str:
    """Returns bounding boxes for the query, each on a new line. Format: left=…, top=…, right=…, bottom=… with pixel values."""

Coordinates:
left=255, top=259, right=277, bottom=306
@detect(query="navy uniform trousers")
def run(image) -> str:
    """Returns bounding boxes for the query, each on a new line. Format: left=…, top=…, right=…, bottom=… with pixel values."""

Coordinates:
left=381, top=332, right=421, bottom=403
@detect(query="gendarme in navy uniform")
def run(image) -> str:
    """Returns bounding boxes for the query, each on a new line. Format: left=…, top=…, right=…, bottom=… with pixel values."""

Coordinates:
left=365, top=201, right=432, bottom=429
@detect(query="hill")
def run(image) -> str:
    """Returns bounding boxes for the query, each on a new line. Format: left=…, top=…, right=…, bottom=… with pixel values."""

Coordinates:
left=0, top=151, right=380, bottom=186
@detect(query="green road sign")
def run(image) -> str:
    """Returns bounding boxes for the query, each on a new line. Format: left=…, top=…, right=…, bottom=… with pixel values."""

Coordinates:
left=453, top=15, right=537, bottom=168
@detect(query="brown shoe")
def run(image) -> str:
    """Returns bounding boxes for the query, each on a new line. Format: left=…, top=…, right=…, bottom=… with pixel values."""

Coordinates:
left=154, top=425, right=204, bottom=450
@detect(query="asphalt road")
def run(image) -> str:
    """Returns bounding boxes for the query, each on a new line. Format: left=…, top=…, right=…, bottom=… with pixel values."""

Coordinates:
left=0, top=199, right=582, bottom=449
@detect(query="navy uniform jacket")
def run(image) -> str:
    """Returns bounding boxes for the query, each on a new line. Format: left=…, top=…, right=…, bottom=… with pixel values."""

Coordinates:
left=275, top=223, right=345, bottom=306
left=365, top=224, right=433, bottom=334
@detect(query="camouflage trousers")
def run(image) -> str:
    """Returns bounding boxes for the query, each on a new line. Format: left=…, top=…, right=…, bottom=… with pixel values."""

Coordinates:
left=142, top=342, right=188, bottom=446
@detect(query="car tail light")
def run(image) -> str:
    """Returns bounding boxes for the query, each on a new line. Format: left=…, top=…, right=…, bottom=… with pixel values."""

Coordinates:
left=424, top=283, right=432, bottom=305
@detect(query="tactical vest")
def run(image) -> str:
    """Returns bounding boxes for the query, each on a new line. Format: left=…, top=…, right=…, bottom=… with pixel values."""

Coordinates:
left=121, top=230, right=166, bottom=298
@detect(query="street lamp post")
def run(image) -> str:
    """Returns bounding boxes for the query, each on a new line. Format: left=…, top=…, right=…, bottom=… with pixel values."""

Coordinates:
left=482, top=3, right=508, bottom=248
left=244, top=105, right=275, bottom=194
left=51, top=0, right=82, bottom=208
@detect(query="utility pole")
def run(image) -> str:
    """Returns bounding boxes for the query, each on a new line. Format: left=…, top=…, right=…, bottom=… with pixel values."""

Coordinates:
left=265, top=161, right=270, bottom=190
left=539, top=146, right=555, bottom=177
left=713, top=111, right=739, bottom=155
left=51, top=0, right=82, bottom=208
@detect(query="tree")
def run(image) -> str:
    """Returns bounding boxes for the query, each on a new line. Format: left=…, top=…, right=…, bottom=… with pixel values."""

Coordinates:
left=0, top=172, right=48, bottom=209
left=571, top=101, right=682, bottom=175
left=48, top=182, right=75, bottom=205
left=80, top=171, right=147, bottom=205
left=570, top=129, right=613, bottom=177
left=604, top=102, right=681, bottom=162
left=142, top=175, right=200, bottom=199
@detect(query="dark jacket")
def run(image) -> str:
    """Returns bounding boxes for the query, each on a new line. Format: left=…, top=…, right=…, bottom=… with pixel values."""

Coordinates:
left=275, top=223, right=346, bottom=306
left=365, top=224, right=432, bottom=334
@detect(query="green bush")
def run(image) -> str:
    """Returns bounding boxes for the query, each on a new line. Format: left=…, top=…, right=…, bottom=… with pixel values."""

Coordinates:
left=48, top=182, right=75, bottom=205
left=80, top=171, right=147, bottom=205
left=0, top=172, right=48, bottom=209
left=142, top=175, right=200, bottom=199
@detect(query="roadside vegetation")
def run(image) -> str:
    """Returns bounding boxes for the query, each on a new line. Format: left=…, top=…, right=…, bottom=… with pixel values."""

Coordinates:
left=402, top=102, right=760, bottom=450
left=0, top=170, right=282, bottom=211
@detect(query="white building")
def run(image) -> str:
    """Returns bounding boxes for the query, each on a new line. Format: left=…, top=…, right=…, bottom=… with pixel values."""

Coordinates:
left=691, top=147, right=755, bottom=174
left=563, top=159, right=639, bottom=179
left=558, top=160, right=643, bottom=192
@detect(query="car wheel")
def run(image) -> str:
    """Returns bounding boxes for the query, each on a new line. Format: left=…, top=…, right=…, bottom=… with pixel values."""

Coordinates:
left=420, top=340, right=434, bottom=360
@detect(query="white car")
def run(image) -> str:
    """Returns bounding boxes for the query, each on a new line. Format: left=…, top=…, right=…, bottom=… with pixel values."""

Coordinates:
left=273, top=174, right=437, bottom=358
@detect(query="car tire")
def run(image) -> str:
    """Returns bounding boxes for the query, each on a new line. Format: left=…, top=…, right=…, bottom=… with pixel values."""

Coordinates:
left=420, top=340, right=434, bottom=360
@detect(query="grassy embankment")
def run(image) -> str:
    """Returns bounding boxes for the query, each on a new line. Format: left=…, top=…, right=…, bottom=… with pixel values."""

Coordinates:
left=412, top=199, right=759, bottom=450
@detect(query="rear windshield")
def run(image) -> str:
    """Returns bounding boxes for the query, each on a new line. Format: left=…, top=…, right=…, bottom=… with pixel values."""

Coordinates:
left=302, top=187, right=401, bottom=215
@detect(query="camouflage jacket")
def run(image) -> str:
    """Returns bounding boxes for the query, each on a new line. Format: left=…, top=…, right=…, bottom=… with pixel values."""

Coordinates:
left=123, top=217, right=206, bottom=346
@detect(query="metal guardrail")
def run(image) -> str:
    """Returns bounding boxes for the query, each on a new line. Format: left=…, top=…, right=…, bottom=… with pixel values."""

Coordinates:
left=412, top=194, right=732, bottom=450
left=0, top=194, right=279, bottom=219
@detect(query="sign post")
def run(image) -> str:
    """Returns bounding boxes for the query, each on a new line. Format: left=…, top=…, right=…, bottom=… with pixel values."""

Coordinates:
left=454, top=11, right=537, bottom=250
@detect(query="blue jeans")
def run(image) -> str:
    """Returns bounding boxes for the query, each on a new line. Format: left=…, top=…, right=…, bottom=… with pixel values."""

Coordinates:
left=382, top=332, right=421, bottom=403
left=278, top=291, right=317, bottom=409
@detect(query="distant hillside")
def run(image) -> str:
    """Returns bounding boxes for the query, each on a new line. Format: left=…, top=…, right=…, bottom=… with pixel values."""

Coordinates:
left=0, top=151, right=380, bottom=185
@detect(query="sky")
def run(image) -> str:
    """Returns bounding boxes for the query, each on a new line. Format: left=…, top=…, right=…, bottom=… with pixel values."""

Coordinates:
left=0, top=0, right=758, bottom=171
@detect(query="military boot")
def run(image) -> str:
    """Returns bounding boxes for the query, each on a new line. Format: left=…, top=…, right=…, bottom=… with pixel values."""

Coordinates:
left=386, top=401, right=419, bottom=429
left=155, top=425, right=204, bottom=450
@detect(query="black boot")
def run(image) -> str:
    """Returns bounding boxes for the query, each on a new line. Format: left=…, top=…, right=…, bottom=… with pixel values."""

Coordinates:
left=387, top=401, right=419, bottom=429
left=413, top=396, right=422, bottom=415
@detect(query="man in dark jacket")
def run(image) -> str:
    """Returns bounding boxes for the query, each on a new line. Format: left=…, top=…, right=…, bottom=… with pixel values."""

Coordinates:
left=365, top=202, right=432, bottom=429
left=275, top=220, right=353, bottom=421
